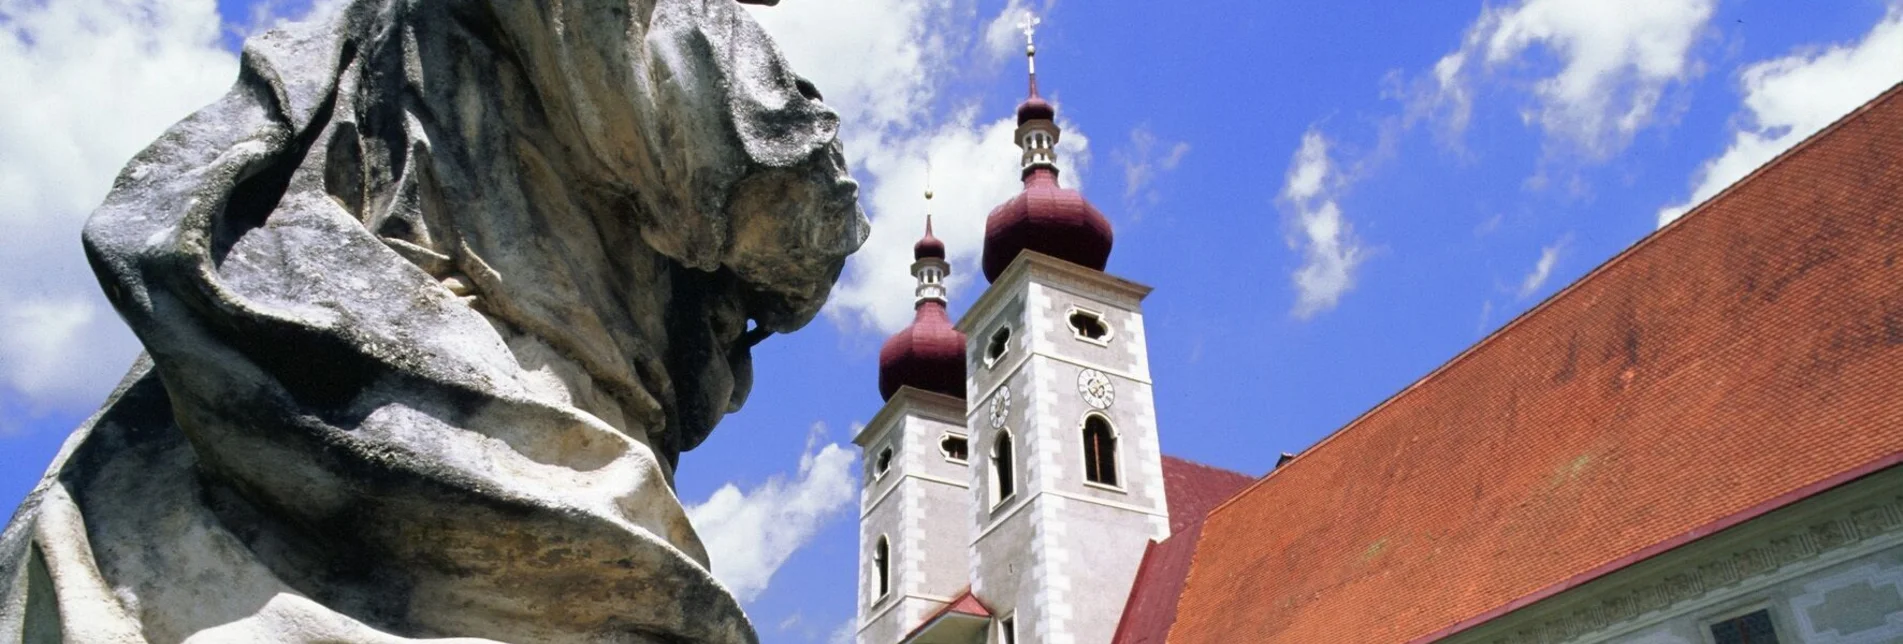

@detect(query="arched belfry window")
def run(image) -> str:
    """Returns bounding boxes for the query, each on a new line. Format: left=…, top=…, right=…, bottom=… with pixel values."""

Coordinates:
left=1082, top=415, right=1119, bottom=487
left=990, top=430, right=1016, bottom=507
left=873, top=535, right=890, bottom=601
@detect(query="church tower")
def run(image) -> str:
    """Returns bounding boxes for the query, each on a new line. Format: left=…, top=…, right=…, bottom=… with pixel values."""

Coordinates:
left=854, top=15, right=1170, bottom=644
left=956, top=16, right=1170, bottom=644
left=854, top=199, right=976, bottom=644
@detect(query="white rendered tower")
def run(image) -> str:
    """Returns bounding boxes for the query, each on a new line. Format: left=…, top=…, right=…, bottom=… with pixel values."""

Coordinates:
left=856, top=202, right=976, bottom=644
left=854, top=15, right=1169, bottom=644
left=954, top=15, right=1171, bottom=644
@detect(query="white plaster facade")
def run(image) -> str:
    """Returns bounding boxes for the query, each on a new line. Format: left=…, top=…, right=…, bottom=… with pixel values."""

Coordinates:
left=854, top=389, right=977, bottom=644
left=856, top=252, right=1169, bottom=644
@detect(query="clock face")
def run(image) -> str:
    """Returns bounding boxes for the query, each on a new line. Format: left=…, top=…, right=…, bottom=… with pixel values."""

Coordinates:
left=1078, top=369, right=1115, bottom=409
left=989, top=386, right=1012, bottom=428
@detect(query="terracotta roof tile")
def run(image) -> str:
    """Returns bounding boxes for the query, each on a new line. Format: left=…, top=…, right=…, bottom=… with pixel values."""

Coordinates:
left=1167, top=81, right=1903, bottom=643
left=1160, top=456, right=1257, bottom=534
left=1111, top=457, right=1257, bottom=644
left=1112, top=520, right=1207, bottom=644
left=901, top=588, right=990, bottom=642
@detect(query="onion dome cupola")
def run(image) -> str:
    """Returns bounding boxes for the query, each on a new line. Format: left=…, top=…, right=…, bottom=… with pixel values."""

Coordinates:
left=981, top=12, right=1114, bottom=283
left=878, top=190, right=967, bottom=401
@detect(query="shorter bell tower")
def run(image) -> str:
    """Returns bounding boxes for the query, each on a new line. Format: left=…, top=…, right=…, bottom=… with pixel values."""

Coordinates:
left=855, top=199, right=975, bottom=644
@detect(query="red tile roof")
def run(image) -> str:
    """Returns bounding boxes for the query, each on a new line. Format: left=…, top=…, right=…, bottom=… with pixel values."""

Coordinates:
left=901, top=588, right=991, bottom=643
left=1111, top=520, right=1207, bottom=644
left=1167, top=81, right=1903, bottom=643
left=1110, top=457, right=1257, bottom=644
left=1160, top=456, right=1257, bottom=534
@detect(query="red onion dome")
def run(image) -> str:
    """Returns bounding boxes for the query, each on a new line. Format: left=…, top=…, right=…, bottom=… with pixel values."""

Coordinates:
left=877, top=301, right=967, bottom=400
left=980, top=167, right=1113, bottom=282
left=1016, top=94, right=1055, bottom=125
left=914, top=215, right=946, bottom=260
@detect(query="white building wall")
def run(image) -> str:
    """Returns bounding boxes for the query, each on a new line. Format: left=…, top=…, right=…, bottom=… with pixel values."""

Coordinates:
left=1446, top=466, right=1903, bottom=644
left=958, top=255, right=1168, bottom=644
left=856, top=391, right=974, bottom=644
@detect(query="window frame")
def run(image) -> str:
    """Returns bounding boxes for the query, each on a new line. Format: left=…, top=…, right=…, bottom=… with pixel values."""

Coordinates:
left=983, top=325, right=1012, bottom=368
left=939, top=432, right=970, bottom=464
left=997, top=613, right=1018, bottom=644
left=1065, top=306, right=1114, bottom=346
left=1699, top=602, right=1785, bottom=644
left=872, top=534, right=892, bottom=605
left=874, top=445, right=895, bottom=481
left=1079, top=413, right=1125, bottom=491
left=989, top=428, right=1018, bottom=510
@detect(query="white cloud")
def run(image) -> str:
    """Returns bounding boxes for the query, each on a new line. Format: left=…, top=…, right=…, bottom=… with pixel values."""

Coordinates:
left=0, top=0, right=239, bottom=413
left=1116, top=125, right=1191, bottom=217
left=1429, top=0, right=1715, bottom=158
left=821, top=109, right=1091, bottom=334
left=1282, top=130, right=1367, bottom=319
left=1517, top=235, right=1569, bottom=299
left=983, top=0, right=1039, bottom=62
left=684, top=423, right=858, bottom=604
left=1657, top=4, right=1903, bottom=227
left=748, top=0, right=1093, bottom=335
left=742, top=0, right=945, bottom=142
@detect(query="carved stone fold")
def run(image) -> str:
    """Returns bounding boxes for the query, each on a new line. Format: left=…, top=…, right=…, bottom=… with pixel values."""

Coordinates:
left=0, top=1, right=866, bottom=641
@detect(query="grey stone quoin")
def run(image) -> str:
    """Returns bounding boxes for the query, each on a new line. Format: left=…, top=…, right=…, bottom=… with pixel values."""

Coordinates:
left=0, top=0, right=865, bottom=641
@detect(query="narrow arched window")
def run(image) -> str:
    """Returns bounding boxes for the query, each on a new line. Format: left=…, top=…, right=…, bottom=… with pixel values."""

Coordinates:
left=1083, top=415, right=1118, bottom=487
left=991, top=431, right=1016, bottom=506
left=873, top=536, right=890, bottom=600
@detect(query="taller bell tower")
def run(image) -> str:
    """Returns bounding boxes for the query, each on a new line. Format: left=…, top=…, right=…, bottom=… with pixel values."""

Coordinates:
left=957, top=15, right=1170, bottom=644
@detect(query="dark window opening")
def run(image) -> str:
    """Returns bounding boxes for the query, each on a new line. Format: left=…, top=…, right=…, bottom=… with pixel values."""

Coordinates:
left=1083, top=416, right=1119, bottom=486
left=873, top=536, right=890, bottom=599
left=941, top=435, right=969, bottom=462
left=1001, top=616, right=1017, bottom=644
left=985, top=326, right=1011, bottom=366
left=1710, top=609, right=1778, bottom=644
left=992, top=432, right=1016, bottom=504
left=875, top=447, right=893, bottom=478
left=1068, top=310, right=1109, bottom=341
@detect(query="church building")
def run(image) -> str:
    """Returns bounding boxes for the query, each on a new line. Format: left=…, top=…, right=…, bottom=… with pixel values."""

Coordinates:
left=852, top=17, right=1903, bottom=644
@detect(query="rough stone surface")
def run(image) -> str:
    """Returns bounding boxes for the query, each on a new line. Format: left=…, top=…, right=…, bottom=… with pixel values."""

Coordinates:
left=0, top=0, right=865, bottom=641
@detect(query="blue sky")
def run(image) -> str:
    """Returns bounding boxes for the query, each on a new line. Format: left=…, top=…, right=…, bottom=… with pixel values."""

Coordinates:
left=3, top=0, right=1901, bottom=642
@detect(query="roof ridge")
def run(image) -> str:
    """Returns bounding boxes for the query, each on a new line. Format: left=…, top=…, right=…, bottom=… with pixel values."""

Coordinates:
left=1201, top=78, right=1903, bottom=524
left=1162, top=454, right=1255, bottom=480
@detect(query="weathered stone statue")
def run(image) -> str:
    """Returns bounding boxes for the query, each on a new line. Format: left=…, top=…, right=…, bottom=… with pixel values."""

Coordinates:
left=0, top=0, right=863, bottom=641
